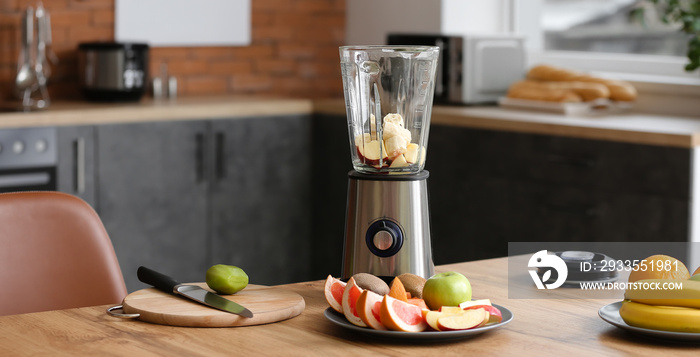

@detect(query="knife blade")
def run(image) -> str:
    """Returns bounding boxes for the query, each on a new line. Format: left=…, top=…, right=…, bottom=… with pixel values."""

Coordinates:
left=137, top=266, right=253, bottom=318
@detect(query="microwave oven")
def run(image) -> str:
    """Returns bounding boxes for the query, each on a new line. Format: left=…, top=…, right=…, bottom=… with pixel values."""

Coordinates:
left=387, top=34, right=526, bottom=104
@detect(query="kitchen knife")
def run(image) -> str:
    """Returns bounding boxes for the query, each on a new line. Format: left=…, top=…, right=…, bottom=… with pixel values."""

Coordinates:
left=137, top=266, right=253, bottom=318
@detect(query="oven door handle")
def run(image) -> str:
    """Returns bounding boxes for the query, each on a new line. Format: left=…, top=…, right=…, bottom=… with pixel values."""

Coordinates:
left=75, top=138, right=86, bottom=194
left=0, top=172, right=51, bottom=188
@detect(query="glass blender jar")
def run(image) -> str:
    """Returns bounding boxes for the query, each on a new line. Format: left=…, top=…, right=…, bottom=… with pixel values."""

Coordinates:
left=340, top=46, right=439, bottom=174
left=339, top=46, right=439, bottom=279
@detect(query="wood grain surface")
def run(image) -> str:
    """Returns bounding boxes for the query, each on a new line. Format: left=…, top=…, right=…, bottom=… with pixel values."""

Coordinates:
left=0, top=257, right=697, bottom=356
left=121, top=284, right=305, bottom=327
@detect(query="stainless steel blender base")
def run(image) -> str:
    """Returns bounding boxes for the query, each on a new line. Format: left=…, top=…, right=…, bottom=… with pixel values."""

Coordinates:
left=342, top=170, right=434, bottom=279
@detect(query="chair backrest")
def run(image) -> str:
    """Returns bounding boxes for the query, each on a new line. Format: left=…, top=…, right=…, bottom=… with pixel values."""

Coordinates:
left=0, top=191, right=127, bottom=316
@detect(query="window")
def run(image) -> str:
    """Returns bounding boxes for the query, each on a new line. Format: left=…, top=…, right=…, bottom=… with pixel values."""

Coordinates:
left=513, top=0, right=699, bottom=82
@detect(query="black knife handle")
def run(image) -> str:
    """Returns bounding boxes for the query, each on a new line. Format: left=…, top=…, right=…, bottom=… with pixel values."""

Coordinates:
left=137, top=266, right=181, bottom=294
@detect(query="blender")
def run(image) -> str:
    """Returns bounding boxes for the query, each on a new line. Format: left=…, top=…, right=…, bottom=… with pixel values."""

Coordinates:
left=339, top=46, right=440, bottom=280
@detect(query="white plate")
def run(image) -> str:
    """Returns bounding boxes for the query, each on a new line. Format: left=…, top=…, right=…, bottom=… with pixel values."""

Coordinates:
left=599, top=301, right=700, bottom=341
left=324, top=304, right=513, bottom=341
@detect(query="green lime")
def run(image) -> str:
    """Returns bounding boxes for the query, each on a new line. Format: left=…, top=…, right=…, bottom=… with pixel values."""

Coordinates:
left=206, top=264, right=249, bottom=295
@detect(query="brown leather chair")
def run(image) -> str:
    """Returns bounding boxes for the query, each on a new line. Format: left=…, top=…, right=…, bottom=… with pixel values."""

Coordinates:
left=0, top=191, right=127, bottom=316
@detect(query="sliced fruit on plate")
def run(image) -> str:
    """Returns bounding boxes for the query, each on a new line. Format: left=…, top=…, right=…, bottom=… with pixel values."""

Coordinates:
left=341, top=277, right=366, bottom=327
left=458, top=299, right=492, bottom=309
left=424, top=307, right=466, bottom=331
left=463, top=304, right=503, bottom=324
left=380, top=295, right=428, bottom=332
left=388, top=277, right=408, bottom=302
left=406, top=298, right=428, bottom=310
left=324, top=275, right=346, bottom=313
left=437, top=308, right=487, bottom=331
left=356, top=290, right=386, bottom=330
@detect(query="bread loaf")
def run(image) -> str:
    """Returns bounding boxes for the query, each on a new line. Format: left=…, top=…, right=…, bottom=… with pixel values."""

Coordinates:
left=506, top=80, right=582, bottom=103
left=527, top=64, right=637, bottom=102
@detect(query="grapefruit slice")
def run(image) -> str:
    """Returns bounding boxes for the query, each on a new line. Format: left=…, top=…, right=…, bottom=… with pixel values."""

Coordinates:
left=380, top=295, right=428, bottom=332
left=388, top=277, right=408, bottom=302
left=324, top=275, right=346, bottom=313
left=356, top=290, right=386, bottom=330
left=341, top=277, right=366, bottom=327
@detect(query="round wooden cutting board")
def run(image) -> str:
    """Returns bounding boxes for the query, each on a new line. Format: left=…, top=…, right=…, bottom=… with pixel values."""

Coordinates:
left=121, top=283, right=305, bottom=327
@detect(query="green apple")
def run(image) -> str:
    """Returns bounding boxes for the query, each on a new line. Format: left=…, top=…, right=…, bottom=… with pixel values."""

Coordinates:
left=690, top=274, right=700, bottom=281
left=206, top=264, right=249, bottom=295
left=422, top=271, right=472, bottom=310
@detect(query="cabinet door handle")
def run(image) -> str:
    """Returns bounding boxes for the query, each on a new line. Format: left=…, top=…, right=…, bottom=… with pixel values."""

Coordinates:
left=195, top=133, right=205, bottom=183
left=215, top=132, right=226, bottom=180
left=546, top=154, right=597, bottom=169
left=74, top=138, right=86, bottom=194
left=543, top=203, right=602, bottom=217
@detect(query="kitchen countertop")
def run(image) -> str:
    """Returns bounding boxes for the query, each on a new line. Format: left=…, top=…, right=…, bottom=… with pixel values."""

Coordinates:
left=2, top=96, right=700, bottom=148
left=0, top=256, right=695, bottom=356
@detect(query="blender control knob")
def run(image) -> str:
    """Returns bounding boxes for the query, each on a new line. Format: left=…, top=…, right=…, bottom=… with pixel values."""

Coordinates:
left=365, top=219, right=403, bottom=258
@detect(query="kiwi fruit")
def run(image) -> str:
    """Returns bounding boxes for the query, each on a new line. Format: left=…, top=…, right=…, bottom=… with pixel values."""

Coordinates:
left=352, top=273, right=390, bottom=295
left=398, top=273, right=427, bottom=299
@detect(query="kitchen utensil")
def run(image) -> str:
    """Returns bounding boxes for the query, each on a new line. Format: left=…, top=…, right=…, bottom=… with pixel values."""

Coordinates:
left=15, top=7, right=37, bottom=107
left=78, top=42, right=149, bottom=101
left=324, top=305, right=513, bottom=341
left=339, top=46, right=439, bottom=279
left=33, top=3, right=49, bottom=108
left=110, top=282, right=305, bottom=327
left=137, top=266, right=253, bottom=318
left=599, top=301, right=700, bottom=341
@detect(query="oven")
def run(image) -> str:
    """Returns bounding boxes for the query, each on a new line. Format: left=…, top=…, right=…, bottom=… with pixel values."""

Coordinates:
left=0, top=127, right=57, bottom=193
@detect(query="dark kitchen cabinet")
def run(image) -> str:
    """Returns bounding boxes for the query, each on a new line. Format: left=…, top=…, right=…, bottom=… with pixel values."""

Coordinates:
left=96, top=116, right=313, bottom=292
left=210, top=116, right=312, bottom=285
left=426, top=125, right=690, bottom=264
left=57, top=125, right=97, bottom=207
left=309, top=115, right=692, bottom=269
left=309, top=114, right=353, bottom=280
left=97, top=121, right=209, bottom=292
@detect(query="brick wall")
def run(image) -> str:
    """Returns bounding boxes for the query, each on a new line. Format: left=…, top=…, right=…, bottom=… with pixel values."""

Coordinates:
left=0, top=0, right=345, bottom=102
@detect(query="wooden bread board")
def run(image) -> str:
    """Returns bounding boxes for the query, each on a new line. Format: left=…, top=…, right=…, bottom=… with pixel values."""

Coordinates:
left=121, top=283, right=305, bottom=327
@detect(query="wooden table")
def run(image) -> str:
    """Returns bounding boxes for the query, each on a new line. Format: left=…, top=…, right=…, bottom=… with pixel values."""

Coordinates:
left=1, top=257, right=697, bottom=356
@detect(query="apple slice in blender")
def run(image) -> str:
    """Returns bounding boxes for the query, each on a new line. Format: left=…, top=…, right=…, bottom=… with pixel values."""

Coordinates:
left=389, top=154, right=408, bottom=168
left=358, top=140, right=388, bottom=167
left=404, top=143, right=426, bottom=165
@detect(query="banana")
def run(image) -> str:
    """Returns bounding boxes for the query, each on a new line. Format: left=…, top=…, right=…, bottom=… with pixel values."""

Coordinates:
left=619, top=300, right=700, bottom=333
left=624, top=278, right=700, bottom=309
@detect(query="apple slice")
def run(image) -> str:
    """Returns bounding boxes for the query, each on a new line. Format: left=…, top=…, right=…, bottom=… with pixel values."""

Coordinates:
left=404, top=143, right=426, bottom=165
left=437, top=308, right=487, bottom=331
left=389, top=154, right=408, bottom=168
left=341, top=277, right=366, bottom=327
left=439, top=306, right=464, bottom=314
left=424, top=307, right=464, bottom=331
left=458, top=299, right=492, bottom=309
left=463, top=304, right=503, bottom=324
left=357, top=139, right=388, bottom=167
